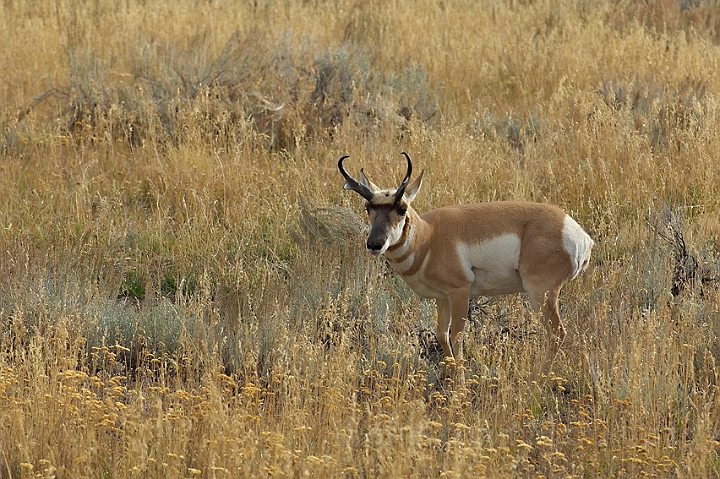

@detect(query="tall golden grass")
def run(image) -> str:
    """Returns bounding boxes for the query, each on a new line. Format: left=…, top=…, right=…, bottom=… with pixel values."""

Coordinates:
left=2, top=0, right=720, bottom=477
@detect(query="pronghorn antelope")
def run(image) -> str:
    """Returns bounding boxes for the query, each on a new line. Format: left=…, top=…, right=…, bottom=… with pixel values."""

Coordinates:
left=339, top=152, right=594, bottom=380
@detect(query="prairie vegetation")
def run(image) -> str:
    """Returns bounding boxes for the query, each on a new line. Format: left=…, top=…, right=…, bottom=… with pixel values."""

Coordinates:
left=2, top=0, right=720, bottom=477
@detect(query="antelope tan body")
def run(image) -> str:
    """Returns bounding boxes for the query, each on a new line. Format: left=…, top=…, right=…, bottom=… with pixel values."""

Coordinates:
left=339, top=153, right=594, bottom=381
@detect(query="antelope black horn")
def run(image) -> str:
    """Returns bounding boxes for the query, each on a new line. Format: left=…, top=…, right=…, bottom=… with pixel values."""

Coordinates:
left=394, top=152, right=414, bottom=203
left=338, top=155, right=375, bottom=201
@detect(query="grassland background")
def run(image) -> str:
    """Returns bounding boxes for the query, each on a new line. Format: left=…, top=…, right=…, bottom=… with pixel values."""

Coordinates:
left=2, top=0, right=720, bottom=477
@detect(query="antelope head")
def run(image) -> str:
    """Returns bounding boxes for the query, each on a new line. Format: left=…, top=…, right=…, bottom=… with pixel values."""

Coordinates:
left=338, top=152, right=424, bottom=256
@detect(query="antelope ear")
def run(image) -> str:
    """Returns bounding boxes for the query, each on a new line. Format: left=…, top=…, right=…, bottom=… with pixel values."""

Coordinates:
left=359, top=169, right=379, bottom=191
left=403, top=170, right=424, bottom=203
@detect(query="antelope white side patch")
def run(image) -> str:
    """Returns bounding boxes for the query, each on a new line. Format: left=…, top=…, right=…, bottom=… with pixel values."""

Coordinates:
left=457, top=234, right=524, bottom=296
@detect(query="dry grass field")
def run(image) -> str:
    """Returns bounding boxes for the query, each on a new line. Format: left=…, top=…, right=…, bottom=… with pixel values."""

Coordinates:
left=2, top=0, right=720, bottom=477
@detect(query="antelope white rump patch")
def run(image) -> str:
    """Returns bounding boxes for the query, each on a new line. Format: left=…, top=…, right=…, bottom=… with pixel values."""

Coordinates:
left=562, top=215, right=594, bottom=280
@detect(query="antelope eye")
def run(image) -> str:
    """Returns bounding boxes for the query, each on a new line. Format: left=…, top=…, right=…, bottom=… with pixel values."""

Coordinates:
left=397, top=206, right=407, bottom=216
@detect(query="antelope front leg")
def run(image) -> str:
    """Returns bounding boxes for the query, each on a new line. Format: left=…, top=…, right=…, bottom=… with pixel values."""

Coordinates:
left=436, top=295, right=468, bottom=386
left=435, top=298, right=453, bottom=359
left=447, top=290, right=470, bottom=386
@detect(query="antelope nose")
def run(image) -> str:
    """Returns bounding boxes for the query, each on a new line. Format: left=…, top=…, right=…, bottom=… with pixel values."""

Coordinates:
left=366, top=241, right=384, bottom=254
